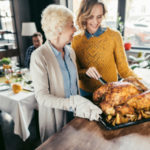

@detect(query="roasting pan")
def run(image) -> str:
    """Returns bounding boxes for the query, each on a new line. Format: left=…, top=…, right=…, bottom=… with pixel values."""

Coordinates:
left=95, top=76, right=150, bottom=129
left=99, top=113, right=150, bottom=130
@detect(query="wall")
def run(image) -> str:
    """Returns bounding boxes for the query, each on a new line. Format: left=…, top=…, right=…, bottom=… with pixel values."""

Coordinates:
left=13, top=0, right=56, bottom=66
left=13, top=0, right=31, bottom=66
left=29, top=0, right=55, bottom=37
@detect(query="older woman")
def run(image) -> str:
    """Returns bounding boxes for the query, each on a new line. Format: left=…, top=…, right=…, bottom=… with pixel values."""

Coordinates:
left=30, top=4, right=102, bottom=142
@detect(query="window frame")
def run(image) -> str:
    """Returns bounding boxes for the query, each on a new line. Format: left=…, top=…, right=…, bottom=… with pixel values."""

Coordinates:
left=67, top=0, right=150, bottom=51
left=119, top=0, right=150, bottom=50
left=0, top=0, right=18, bottom=49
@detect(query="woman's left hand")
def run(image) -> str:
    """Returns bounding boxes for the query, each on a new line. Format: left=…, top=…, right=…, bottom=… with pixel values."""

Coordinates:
left=72, top=95, right=102, bottom=121
left=86, top=67, right=101, bottom=80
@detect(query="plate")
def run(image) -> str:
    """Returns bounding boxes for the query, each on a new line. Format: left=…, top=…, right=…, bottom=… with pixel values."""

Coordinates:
left=99, top=113, right=150, bottom=130
left=0, top=84, right=10, bottom=91
left=23, top=85, right=34, bottom=92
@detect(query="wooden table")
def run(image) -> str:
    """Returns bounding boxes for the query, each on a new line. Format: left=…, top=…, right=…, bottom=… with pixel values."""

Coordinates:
left=36, top=117, right=150, bottom=150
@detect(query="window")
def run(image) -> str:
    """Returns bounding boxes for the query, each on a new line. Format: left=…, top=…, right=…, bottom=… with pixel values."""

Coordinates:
left=102, top=0, right=118, bottom=29
left=0, top=0, right=17, bottom=49
left=124, top=0, right=150, bottom=49
left=72, top=0, right=118, bottom=29
left=69, top=0, right=150, bottom=50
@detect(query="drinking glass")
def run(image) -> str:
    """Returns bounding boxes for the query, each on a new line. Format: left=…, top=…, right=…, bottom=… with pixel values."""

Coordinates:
left=4, top=68, right=12, bottom=80
left=3, top=64, right=12, bottom=81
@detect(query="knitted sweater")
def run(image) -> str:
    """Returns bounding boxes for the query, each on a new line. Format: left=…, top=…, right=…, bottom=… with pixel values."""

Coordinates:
left=72, top=28, right=137, bottom=92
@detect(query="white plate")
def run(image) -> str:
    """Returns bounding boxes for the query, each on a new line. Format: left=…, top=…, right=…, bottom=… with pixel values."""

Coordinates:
left=23, top=85, right=34, bottom=92
left=0, top=84, right=10, bottom=91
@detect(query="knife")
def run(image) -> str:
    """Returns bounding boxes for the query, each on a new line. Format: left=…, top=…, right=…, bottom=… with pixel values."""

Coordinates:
left=85, top=74, right=107, bottom=85
left=98, top=77, right=107, bottom=85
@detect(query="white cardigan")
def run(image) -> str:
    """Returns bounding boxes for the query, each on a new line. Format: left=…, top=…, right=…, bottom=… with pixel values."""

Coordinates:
left=30, top=41, right=79, bottom=142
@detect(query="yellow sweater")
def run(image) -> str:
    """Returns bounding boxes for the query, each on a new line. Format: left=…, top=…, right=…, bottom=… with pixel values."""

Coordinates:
left=71, top=28, right=137, bottom=92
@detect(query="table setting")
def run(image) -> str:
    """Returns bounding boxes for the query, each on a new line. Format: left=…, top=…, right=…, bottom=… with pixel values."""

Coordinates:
left=0, top=63, right=37, bottom=141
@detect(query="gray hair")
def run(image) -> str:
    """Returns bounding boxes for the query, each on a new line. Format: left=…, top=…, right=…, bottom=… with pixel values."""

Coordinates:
left=41, top=4, right=74, bottom=40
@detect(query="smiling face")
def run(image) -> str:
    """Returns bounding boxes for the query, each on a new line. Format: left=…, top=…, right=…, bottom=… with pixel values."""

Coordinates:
left=86, top=4, right=104, bottom=34
left=60, top=20, right=76, bottom=45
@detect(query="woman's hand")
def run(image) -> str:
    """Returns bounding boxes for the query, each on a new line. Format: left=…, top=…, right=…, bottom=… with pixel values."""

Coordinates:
left=86, top=67, right=101, bottom=80
left=71, top=95, right=102, bottom=121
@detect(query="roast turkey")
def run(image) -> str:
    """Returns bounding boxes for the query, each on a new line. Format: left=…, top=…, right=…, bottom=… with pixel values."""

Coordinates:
left=93, top=77, right=150, bottom=125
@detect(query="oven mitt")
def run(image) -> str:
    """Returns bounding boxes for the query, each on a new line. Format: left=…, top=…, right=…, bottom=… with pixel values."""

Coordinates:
left=37, top=95, right=102, bottom=121
left=70, top=95, right=102, bottom=121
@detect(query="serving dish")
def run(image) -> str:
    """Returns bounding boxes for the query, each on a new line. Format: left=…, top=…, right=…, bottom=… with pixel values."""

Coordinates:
left=99, top=113, right=150, bottom=130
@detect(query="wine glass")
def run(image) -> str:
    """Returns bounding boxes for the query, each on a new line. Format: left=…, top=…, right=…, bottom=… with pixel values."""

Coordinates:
left=3, top=64, right=12, bottom=82
left=4, top=68, right=12, bottom=80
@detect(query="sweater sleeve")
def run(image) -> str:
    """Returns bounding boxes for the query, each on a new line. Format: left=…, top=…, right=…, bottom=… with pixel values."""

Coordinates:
left=30, top=50, right=70, bottom=110
left=76, top=57, right=88, bottom=79
left=71, top=37, right=88, bottom=80
left=114, top=31, right=137, bottom=78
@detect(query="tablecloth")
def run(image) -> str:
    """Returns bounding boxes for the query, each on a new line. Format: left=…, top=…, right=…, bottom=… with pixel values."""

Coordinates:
left=0, top=90, right=37, bottom=141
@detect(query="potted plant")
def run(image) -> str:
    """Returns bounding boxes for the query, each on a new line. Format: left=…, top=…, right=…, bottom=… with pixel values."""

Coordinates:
left=124, top=35, right=132, bottom=51
left=117, top=16, right=132, bottom=51
left=0, top=57, right=11, bottom=66
left=0, top=57, right=11, bottom=77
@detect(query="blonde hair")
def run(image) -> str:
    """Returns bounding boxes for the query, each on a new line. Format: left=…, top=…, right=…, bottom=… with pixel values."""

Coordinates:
left=41, top=4, right=73, bottom=40
left=76, top=0, right=107, bottom=31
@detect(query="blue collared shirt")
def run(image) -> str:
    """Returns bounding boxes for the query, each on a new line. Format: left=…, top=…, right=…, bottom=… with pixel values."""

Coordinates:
left=24, top=45, right=36, bottom=68
left=85, top=27, right=106, bottom=39
left=49, top=42, right=78, bottom=98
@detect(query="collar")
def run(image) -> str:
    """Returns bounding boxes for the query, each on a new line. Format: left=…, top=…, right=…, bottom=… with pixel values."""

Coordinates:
left=48, top=41, right=70, bottom=57
left=85, top=27, right=105, bottom=39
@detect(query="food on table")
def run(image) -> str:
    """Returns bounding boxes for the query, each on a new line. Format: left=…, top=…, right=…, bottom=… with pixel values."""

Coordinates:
left=122, top=76, right=148, bottom=92
left=127, top=90, right=150, bottom=110
left=12, top=83, right=22, bottom=94
left=93, top=77, right=150, bottom=126
left=5, top=79, right=11, bottom=84
left=3, top=64, right=12, bottom=69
